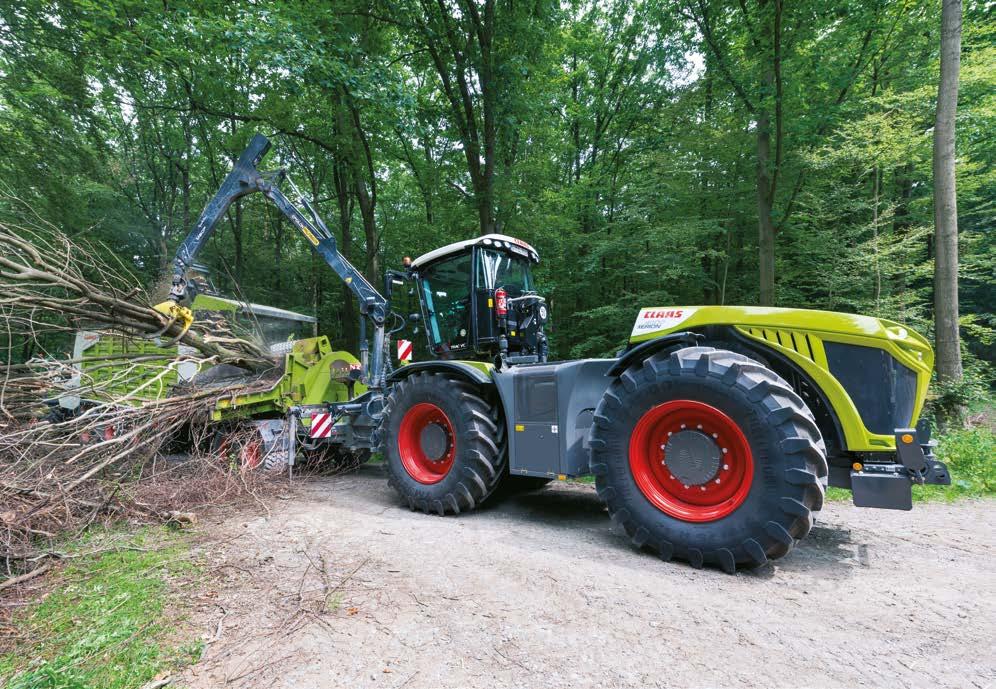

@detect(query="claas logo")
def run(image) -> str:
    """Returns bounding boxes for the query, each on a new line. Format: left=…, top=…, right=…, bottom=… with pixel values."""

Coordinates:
left=642, top=309, right=684, bottom=319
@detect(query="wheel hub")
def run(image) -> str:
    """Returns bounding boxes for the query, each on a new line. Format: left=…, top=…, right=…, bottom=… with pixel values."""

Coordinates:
left=663, top=430, right=721, bottom=486
left=420, top=423, right=450, bottom=461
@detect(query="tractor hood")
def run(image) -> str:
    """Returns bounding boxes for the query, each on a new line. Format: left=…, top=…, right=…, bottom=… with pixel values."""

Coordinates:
left=631, top=306, right=931, bottom=362
left=629, top=306, right=935, bottom=452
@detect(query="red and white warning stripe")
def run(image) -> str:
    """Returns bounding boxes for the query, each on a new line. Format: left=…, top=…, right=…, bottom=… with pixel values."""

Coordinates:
left=309, top=412, right=333, bottom=439
left=397, top=339, right=413, bottom=362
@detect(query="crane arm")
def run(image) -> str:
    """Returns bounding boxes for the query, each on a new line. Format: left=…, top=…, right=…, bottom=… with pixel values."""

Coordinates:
left=158, top=133, right=386, bottom=323
left=154, top=133, right=388, bottom=384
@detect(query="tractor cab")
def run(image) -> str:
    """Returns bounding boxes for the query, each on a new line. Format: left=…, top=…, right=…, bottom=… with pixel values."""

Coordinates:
left=406, top=234, right=548, bottom=364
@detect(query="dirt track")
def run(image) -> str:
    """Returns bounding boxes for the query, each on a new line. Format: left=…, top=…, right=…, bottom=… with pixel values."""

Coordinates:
left=181, top=465, right=995, bottom=689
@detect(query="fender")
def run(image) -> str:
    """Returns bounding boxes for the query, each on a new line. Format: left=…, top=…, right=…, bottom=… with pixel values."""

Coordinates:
left=386, top=360, right=494, bottom=388
left=608, top=332, right=701, bottom=377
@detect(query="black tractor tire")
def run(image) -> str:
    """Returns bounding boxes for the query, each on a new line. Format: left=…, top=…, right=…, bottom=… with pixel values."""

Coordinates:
left=383, top=372, right=506, bottom=515
left=590, top=346, right=827, bottom=573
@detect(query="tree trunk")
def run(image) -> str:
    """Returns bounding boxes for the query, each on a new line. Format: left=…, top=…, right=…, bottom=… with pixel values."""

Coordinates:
left=358, top=191, right=381, bottom=281
left=334, top=163, right=358, bottom=354
left=181, top=118, right=192, bottom=233
left=892, top=163, right=914, bottom=235
left=932, top=0, right=962, bottom=383
left=233, top=199, right=243, bottom=286
left=273, top=210, right=283, bottom=296
left=422, top=136, right=434, bottom=225
left=757, top=179, right=776, bottom=306
left=755, top=0, right=781, bottom=307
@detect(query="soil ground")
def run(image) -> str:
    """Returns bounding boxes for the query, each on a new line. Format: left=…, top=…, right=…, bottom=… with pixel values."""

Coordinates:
left=180, top=464, right=995, bottom=689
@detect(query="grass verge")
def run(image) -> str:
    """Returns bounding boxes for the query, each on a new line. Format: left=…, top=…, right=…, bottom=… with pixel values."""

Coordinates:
left=0, top=526, right=202, bottom=689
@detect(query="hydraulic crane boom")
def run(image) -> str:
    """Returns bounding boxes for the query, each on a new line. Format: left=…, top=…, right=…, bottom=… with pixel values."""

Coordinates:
left=155, top=133, right=388, bottom=386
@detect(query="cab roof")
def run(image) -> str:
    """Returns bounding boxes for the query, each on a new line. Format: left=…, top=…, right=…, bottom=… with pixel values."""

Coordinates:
left=410, top=234, right=539, bottom=269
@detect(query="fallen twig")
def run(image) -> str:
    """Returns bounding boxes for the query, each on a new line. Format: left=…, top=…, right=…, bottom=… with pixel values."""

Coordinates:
left=0, top=563, right=51, bottom=592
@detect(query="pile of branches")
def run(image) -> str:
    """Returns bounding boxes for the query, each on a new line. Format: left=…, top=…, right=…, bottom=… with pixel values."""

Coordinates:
left=0, top=397, right=275, bottom=575
left=0, top=220, right=272, bottom=388
left=0, top=213, right=285, bottom=577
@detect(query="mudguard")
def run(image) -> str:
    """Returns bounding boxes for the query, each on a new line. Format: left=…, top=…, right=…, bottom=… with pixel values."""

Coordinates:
left=386, top=360, right=495, bottom=387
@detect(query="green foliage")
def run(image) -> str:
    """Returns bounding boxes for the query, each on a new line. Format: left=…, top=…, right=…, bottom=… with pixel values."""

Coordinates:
left=0, top=528, right=201, bottom=689
left=0, top=0, right=991, bottom=378
left=917, top=423, right=996, bottom=501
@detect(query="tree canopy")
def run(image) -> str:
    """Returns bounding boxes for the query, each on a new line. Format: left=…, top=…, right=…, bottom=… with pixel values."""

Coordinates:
left=1, top=0, right=991, bottom=378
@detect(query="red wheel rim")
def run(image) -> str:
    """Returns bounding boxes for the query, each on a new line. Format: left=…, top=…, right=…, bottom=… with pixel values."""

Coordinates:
left=398, top=402, right=456, bottom=484
left=629, top=400, right=753, bottom=522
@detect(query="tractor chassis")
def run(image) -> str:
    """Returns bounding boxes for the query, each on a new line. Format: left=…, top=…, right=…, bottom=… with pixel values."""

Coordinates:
left=296, top=358, right=951, bottom=512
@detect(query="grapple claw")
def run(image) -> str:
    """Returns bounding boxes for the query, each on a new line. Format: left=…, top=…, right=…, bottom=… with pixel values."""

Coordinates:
left=152, top=301, right=194, bottom=340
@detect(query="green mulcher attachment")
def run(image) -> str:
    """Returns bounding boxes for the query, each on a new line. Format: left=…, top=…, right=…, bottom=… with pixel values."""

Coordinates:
left=208, top=336, right=364, bottom=422
left=203, top=336, right=374, bottom=473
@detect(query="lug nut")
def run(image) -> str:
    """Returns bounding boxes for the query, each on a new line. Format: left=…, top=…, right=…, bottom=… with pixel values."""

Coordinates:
left=700, top=486, right=706, bottom=491
left=696, top=424, right=702, bottom=429
left=712, top=433, right=718, bottom=439
left=680, top=424, right=686, bottom=429
left=721, top=448, right=728, bottom=454
left=715, top=478, right=721, bottom=484
left=723, top=464, right=729, bottom=470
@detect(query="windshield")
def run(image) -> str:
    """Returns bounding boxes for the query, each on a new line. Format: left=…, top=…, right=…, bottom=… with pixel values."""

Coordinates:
left=476, top=248, right=534, bottom=296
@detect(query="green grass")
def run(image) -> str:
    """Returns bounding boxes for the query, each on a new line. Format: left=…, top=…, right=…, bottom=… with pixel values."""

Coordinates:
left=911, top=424, right=996, bottom=501
left=0, top=527, right=203, bottom=689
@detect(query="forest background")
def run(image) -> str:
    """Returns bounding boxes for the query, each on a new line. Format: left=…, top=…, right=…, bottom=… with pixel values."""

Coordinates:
left=1, top=0, right=991, bottom=404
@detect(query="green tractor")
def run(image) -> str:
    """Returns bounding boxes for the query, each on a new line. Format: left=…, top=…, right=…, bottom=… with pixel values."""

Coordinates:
left=163, top=134, right=950, bottom=572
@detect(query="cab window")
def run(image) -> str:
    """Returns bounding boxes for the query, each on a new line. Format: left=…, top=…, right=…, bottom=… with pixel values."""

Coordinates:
left=475, top=248, right=534, bottom=297
left=419, top=252, right=472, bottom=354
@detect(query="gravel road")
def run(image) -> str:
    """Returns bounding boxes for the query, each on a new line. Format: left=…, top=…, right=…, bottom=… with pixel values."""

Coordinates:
left=181, top=465, right=995, bottom=689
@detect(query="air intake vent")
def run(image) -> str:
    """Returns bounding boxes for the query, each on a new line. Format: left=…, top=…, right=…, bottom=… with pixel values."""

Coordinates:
left=743, top=328, right=816, bottom=361
left=823, top=341, right=917, bottom=434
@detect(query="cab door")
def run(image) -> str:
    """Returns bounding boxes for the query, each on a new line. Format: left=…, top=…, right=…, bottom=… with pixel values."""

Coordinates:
left=418, top=252, right=473, bottom=358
